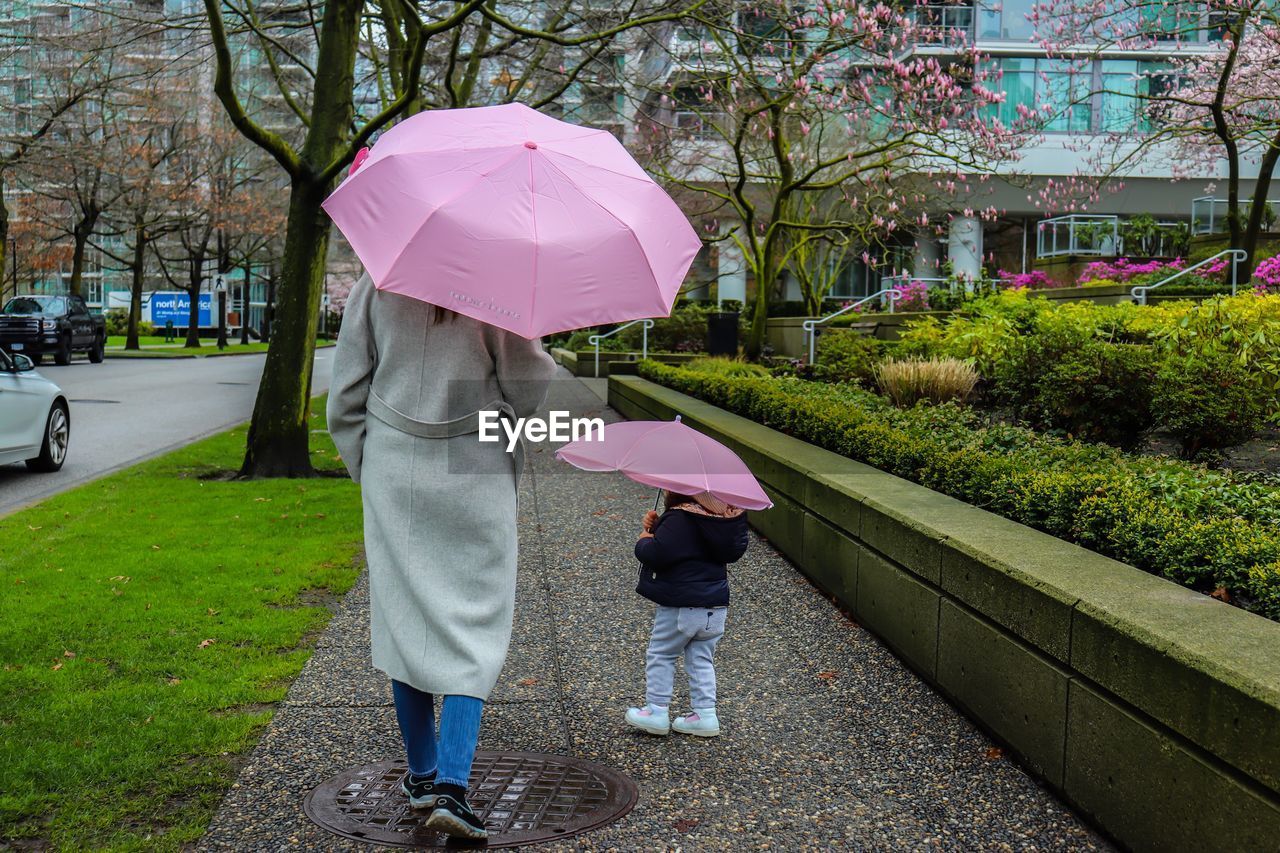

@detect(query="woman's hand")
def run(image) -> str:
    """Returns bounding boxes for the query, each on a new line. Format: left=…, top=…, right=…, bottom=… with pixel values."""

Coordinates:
left=642, top=510, right=659, bottom=532
left=638, top=531, right=654, bottom=540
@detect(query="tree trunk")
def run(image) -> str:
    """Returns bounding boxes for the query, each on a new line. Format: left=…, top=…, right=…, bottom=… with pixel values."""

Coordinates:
left=0, top=172, right=9, bottom=303
left=1239, top=146, right=1280, bottom=285
left=237, top=0, right=362, bottom=478
left=186, top=252, right=203, bottom=347
left=68, top=213, right=97, bottom=299
left=126, top=227, right=147, bottom=351
left=238, top=178, right=330, bottom=477
left=746, top=242, right=780, bottom=360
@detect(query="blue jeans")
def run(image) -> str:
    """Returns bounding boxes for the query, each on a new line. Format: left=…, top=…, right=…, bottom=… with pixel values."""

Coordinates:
left=391, top=680, right=483, bottom=787
left=645, top=605, right=727, bottom=709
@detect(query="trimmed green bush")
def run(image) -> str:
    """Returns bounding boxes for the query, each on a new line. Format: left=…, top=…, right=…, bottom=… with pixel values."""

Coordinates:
left=814, top=329, right=885, bottom=385
left=1153, top=351, right=1265, bottom=459
left=637, top=360, right=1280, bottom=620
left=684, top=357, right=771, bottom=378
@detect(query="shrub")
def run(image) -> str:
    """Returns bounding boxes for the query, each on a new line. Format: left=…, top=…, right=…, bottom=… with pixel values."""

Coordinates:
left=875, top=357, right=978, bottom=407
left=1077, top=258, right=1186, bottom=284
left=998, top=269, right=1060, bottom=289
left=684, top=357, right=770, bottom=378
left=1078, top=277, right=1121, bottom=289
left=636, top=360, right=1280, bottom=619
left=1152, top=350, right=1266, bottom=459
left=103, top=309, right=156, bottom=337
left=814, top=330, right=885, bottom=385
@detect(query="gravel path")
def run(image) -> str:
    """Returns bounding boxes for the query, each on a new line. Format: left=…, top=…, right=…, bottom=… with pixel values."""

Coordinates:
left=199, top=371, right=1106, bottom=851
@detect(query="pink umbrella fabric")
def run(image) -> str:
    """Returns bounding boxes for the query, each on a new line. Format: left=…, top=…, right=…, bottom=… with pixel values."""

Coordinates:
left=321, top=103, right=703, bottom=338
left=555, top=418, right=773, bottom=511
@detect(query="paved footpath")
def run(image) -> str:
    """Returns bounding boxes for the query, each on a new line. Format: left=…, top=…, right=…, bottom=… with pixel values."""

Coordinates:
left=200, top=372, right=1105, bottom=851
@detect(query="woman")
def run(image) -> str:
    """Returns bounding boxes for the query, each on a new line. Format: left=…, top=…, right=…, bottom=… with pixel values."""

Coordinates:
left=327, top=272, right=556, bottom=840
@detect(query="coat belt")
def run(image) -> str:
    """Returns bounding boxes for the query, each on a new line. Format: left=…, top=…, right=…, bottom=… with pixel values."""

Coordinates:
left=366, top=389, right=514, bottom=439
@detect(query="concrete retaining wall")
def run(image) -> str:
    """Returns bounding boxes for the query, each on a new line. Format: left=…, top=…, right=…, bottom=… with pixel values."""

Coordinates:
left=608, top=375, right=1280, bottom=852
left=549, top=348, right=701, bottom=378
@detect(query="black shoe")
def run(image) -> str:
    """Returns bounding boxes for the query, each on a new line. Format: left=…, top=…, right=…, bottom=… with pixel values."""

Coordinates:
left=424, top=782, right=488, bottom=840
left=401, top=770, right=436, bottom=809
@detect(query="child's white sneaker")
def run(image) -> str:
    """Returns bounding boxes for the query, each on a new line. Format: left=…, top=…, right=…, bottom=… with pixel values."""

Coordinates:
left=672, top=708, right=720, bottom=737
left=625, top=704, right=670, bottom=735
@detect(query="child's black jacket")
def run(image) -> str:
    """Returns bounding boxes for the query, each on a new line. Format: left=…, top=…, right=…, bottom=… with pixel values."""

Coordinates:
left=634, top=508, right=749, bottom=607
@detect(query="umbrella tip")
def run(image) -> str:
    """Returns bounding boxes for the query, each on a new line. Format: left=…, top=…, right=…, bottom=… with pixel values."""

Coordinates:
left=523, top=140, right=538, bottom=149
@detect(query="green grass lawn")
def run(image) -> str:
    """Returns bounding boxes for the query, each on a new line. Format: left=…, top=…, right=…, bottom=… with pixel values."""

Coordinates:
left=0, top=401, right=362, bottom=850
left=103, top=340, right=335, bottom=358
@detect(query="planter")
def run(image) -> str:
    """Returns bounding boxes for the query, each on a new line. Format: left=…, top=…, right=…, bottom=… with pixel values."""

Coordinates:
left=550, top=348, right=703, bottom=378
left=766, top=311, right=949, bottom=358
left=607, top=374, right=1280, bottom=853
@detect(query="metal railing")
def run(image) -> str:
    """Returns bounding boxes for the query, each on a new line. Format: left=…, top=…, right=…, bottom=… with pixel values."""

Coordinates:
left=1191, top=197, right=1280, bottom=235
left=1037, top=214, right=1120, bottom=258
left=588, top=318, right=654, bottom=378
left=803, top=288, right=902, bottom=364
left=1131, top=248, right=1246, bottom=305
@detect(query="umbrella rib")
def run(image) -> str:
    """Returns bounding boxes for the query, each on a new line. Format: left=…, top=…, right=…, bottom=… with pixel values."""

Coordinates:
left=392, top=147, right=530, bottom=282
left=528, top=148, right=539, bottom=326
left=537, top=153, right=661, bottom=299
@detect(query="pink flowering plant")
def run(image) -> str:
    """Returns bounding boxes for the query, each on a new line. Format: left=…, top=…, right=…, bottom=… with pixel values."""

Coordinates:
left=894, top=279, right=931, bottom=311
left=999, top=269, right=1060, bottom=289
left=1254, top=256, right=1280, bottom=291
left=1077, top=258, right=1186, bottom=285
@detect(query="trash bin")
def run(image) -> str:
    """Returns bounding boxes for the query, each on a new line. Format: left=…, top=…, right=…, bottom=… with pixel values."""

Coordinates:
left=706, top=311, right=739, bottom=356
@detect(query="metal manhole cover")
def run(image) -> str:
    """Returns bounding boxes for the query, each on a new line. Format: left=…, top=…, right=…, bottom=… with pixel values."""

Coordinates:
left=303, top=751, right=637, bottom=849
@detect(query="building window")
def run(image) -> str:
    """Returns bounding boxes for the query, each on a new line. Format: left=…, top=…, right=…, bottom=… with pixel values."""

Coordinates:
left=989, top=57, right=1171, bottom=134
left=977, top=0, right=1038, bottom=41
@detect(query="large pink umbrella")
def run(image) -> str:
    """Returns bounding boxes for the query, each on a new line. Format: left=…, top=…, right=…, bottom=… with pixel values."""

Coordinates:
left=555, top=418, right=773, bottom=511
left=321, top=103, right=702, bottom=338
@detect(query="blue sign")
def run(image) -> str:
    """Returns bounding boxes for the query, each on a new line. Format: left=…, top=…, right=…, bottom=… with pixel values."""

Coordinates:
left=149, top=292, right=212, bottom=327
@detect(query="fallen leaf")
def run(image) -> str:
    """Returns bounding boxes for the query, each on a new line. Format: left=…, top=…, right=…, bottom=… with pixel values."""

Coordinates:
left=167, top=677, right=181, bottom=686
left=254, top=497, right=272, bottom=503
left=151, top=545, right=161, bottom=551
left=984, top=746, right=1005, bottom=760
left=1210, top=586, right=1232, bottom=603
left=674, top=818, right=699, bottom=832
left=63, top=650, right=75, bottom=658
left=816, top=670, right=838, bottom=681
left=518, top=678, right=539, bottom=687
left=13, top=578, right=22, bottom=585
left=314, top=513, right=326, bottom=519
left=110, top=575, right=131, bottom=582
left=206, top=608, right=220, bottom=617
left=51, top=662, right=63, bottom=671
left=198, top=638, right=217, bottom=649
left=591, top=509, right=608, bottom=516
left=144, top=715, right=153, bottom=724
left=145, top=602, right=152, bottom=610
left=27, top=525, right=41, bottom=531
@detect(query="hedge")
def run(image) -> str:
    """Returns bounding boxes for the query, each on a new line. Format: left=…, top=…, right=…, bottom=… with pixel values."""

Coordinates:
left=637, top=361, right=1280, bottom=620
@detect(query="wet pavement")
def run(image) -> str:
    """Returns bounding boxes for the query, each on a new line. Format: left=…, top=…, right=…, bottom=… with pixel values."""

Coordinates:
left=199, top=370, right=1105, bottom=851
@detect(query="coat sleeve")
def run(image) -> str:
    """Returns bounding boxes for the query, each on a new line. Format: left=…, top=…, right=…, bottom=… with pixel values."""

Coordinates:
left=634, top=511, right=687, bottom=568
left=490, top=327, right=558, bottom=418
left=326, top=273, right=377, bottom=483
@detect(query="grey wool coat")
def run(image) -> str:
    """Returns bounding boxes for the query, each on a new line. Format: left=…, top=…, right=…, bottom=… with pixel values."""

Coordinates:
left=327, top=273, right=556, bottom=700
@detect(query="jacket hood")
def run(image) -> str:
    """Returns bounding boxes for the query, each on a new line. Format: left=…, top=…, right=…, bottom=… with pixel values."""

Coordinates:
left=679, top=509, right=750, bottom=564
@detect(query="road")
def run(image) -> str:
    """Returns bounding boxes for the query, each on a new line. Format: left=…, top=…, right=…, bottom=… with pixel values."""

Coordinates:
left=0, top=351, right=334, bottom=518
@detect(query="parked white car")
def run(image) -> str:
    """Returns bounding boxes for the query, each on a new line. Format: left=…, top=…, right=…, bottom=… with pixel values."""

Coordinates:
left=0, top=348, right=70, bottom=472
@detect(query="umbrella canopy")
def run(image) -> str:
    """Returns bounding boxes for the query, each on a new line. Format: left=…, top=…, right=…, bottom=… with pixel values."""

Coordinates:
left=321, top=103, right=703, bottom=338
left=555, top=418, right=773, bottom=512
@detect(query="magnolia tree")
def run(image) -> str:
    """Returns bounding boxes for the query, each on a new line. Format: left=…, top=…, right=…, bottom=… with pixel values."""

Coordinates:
left=1036, top=0, right=1280, bottom=280
left=636, top=0, right=1033, bottom=355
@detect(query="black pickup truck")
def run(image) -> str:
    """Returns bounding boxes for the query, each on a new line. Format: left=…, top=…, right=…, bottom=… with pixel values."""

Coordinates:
left=0, top=295, right=106, bottom=365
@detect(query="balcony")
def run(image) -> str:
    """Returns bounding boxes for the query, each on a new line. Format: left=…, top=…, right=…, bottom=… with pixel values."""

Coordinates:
left=1037, top=214, right=1119, bottom=258
left=1191, top=196, right=1280, bottom=235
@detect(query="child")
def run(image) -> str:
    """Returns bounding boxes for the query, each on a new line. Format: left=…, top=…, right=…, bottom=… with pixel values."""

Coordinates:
left=625, top=490, right=749, bottom=737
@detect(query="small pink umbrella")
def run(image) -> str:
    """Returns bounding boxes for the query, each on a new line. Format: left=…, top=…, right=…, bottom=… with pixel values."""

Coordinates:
left=321, top=103, right=703, bottom=338
left=555, top=418, right=773, bottom=511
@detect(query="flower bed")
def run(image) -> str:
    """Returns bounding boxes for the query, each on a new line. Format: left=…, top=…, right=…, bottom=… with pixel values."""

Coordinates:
left=637, top=359, right=1280, bottom=620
